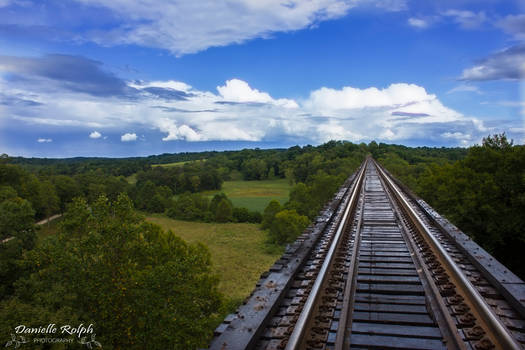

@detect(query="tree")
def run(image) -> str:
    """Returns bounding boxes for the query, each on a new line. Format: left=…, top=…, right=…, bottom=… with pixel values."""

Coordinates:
left=269, top=209, right=309, bottom=244
left=233, top=207, right=262, bottom=223
left=136, top=180, right=157, bottom=212
left=53, top=175, right=81, bottom=212
left=482, top=133, right=512, bottom=150
left=1, top=194, right=222, bottom=349
left=286, top=182, right=316, bottom=219
left=0, top=195, right=36, bottom=298
left=261, top=200, right=282, bottom=229
left=215, top=198, right=233, bottom=222
left=209, top=193, right=231, bottom=214
left=37, top=180, right=59, bottom=219
left=167, top=192, right=197, bottom=220
left=242, top=158, right=267, bottom=180
left=414, top=134, right=525, bottom=279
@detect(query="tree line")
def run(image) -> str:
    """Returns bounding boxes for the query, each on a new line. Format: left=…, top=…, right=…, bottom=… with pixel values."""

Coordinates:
left=378, top=134, right=524, bottom=280
left=3, top=136, right=521, bottom=348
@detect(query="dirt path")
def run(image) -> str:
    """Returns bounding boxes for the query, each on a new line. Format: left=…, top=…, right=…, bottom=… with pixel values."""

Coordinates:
left=36, top=213, right=62, bottom=226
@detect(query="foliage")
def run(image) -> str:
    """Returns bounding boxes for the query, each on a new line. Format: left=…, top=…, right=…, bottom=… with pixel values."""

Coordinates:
left=412, top=134, right=525, bottom=278
left=268, top=209, right=310, bottom=244
left=135, top=161, right=222, bottom=194
left=232, top=207, right=262, bottom=223
left=146, top=216, right=283, bottom=304
left=0, top=194, right=222, bottom=349
left=261, top=200, right=282, bottom=229
left=0, top=193, right=36, bottom=298
left=215, top=198, right=233, bottom=222
left=166, top=192, right=261, bottom=224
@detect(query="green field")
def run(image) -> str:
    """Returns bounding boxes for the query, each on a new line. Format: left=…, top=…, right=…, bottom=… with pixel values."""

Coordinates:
left=147, top=215, right=282, bottom=303
left=204, top=179, right=291, bottom=212
left=151, top=159, right=205, bottom=168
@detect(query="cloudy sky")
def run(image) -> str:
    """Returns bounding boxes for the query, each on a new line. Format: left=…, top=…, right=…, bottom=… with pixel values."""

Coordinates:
left=0, top=0, right=524, bottom=157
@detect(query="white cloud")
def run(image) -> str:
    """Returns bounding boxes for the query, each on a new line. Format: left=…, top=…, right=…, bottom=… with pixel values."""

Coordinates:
left=121, top=133, right=137, bottom=142
left=408, top=18, right=429, bottom=29
left=37, top=138, right=52, bottom=143
left=442, top=9, right=487, bottom=29
left=75, top=0, right=356, bottom=55
left=0, top=67, right=493, bottom=147
left=304, top=83, right=432, bottom=111
left=447, top=84, right=482, bottom=94
left=497, top=14, right=525, bottom=41
left=359, top=0, right=407, bottom=12
left=217, top=79, right=273, bottom=103
left=217, top=79, right=298, bottom=108
left=460, top=45, right=525, bottom=81
left=89, top=130, right=102, bottom=139
left=130, top=80, right=192, bottom=92
left=300, top=83, right=482, bottom=144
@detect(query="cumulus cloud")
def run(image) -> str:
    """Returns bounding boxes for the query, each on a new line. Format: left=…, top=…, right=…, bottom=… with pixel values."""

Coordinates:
left=301, top=83, right=479, bottom=144
left=0, top=53, right=495, bottom=147
left=217, top=79, right=298, bottom=108
left=121, top=133, right=137, bottom=142
left=460, top=45, right=525, bottom=81
left=304, top=83, right=433, bottom=111
left=89, top=130, right=101, bottom=139
left=37, top=138, right=52, bottom=143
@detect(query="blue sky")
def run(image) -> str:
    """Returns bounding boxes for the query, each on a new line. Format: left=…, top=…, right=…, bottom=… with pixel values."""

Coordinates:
left=0, top=0, right=524, bottom=157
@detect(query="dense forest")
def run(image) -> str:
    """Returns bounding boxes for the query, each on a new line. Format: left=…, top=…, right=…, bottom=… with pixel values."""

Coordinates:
left=1, top=135, right=523, bottom=348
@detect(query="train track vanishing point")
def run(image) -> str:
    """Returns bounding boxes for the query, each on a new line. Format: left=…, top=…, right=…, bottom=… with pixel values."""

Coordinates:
left=210, top=157, right=525, bottom=350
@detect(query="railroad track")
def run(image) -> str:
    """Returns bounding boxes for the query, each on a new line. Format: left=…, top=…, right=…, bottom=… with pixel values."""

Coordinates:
left=210, top=158, right=525, bottom=350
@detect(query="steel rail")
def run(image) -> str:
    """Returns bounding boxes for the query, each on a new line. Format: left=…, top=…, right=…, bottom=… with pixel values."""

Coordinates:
left=284, top=159, right=368, bottom=350
left=378, top=165, right=466, bottom=350
left=375, top=160, right=522, bottom=350
left=334, top=176, right=364, bottom=350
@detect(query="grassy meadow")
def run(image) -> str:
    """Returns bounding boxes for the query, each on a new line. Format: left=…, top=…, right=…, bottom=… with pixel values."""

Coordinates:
left=151, top=160, right=205, bottom=168
left=147, top=215, right=283, bottom=304
left=204, top=179, right=291, bottom=212
left=35, top=212, right=282, bottom=306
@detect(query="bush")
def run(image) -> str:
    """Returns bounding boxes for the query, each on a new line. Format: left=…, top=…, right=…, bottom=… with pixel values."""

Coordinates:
left=261, top=200, right=281, bottom=229
left=233, top=207, right=262, bottom=223
left=215, top=198, right=233, bottom=222
left=268, top=209, right=309, bottom=244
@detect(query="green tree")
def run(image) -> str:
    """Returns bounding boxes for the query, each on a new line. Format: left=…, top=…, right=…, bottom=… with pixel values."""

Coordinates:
left=269, top=209, right=309, bottom=244
left=286, top=182, right=316, bottom=219
left=1, top=194, right=222, bottom=349
left=37, top=180, right=59, bottom=219
left=209, top=193, right=231, bottom=214
left=233, top=207, right=262, bottom=223
left=53, top=175, right=81, bottom=212
left=215, top=198, right=233, bottom=222
left=0, top=196, right=36, bottom=298
left=261, top=200, right=282, bottom=229
left=415, top=134, right=525, bottom=279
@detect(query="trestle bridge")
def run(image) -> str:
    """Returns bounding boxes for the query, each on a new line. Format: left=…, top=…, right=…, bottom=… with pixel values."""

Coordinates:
left=210, top=158, right=525, bottom=350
